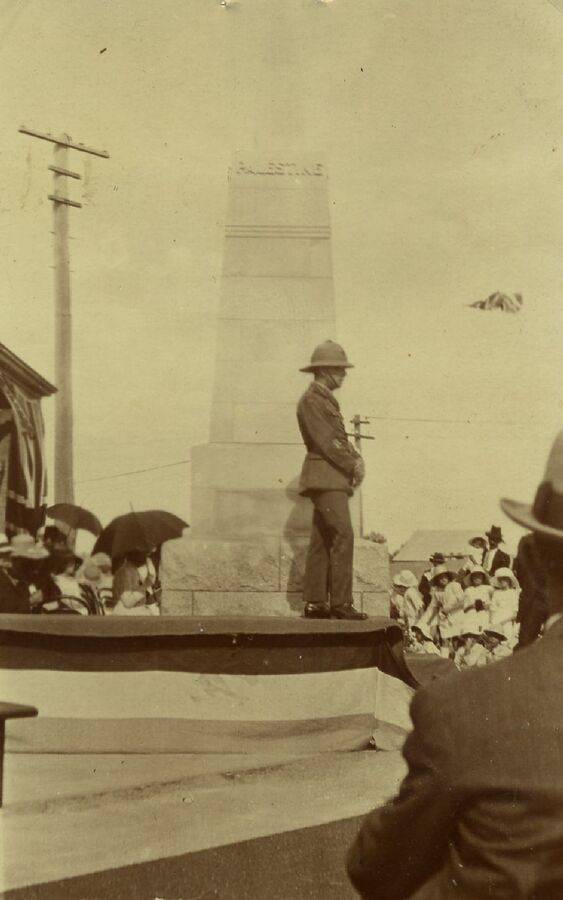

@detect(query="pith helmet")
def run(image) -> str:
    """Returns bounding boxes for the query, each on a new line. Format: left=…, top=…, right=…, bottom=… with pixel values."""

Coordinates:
left=299, top=340, right=354, bottom=373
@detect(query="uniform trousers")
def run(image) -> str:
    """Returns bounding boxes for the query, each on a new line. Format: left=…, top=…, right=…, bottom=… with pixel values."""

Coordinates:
left=302, top=489, right=354, bottom=611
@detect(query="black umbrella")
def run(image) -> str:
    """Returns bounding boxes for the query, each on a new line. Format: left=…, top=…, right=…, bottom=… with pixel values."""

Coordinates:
left=47, top=503, right=103, bottom=537
left=93, top=510, right=188, bottom=559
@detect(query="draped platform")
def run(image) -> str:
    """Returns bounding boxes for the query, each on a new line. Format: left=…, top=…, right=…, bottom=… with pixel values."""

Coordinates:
left=0, top=615, right=416, bottom=754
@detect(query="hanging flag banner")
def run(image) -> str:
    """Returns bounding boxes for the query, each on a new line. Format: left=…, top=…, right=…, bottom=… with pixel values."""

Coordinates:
left=0, top=371, right=48, bottom=534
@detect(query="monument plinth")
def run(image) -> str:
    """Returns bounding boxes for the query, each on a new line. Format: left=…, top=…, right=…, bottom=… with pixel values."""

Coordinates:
left=161, top=156, right=390, bottom=616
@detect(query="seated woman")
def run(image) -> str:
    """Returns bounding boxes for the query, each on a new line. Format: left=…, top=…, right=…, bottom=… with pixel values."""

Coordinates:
left=112, top=549, right=160, bottom=616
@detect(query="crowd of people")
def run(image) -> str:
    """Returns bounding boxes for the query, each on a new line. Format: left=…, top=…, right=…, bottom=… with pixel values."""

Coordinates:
left=390, top=526, right=520, bottom=668
left=0, top=526, right=161, bottom=616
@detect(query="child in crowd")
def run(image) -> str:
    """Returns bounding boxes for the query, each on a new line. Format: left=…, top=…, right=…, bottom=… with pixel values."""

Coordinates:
left=390, top=570, right=424, bottom=631
left=50, top=548, right=88, bottom=614
left=489, top=567, right=520, bottom=647
left=410, top=624, right=442, bottom=656
left=90, top=552, right=114, bottom=609
left=463, top=565, right=493, bottom=631
left=418, top=552, right=445, bottom=607
left=419, top=565, right=464, bottom=649
left=454, top=621, right=489, bottom=669
left=483, top=627, right=512, bottom=662
left=78, top=561, right=106, bottom=614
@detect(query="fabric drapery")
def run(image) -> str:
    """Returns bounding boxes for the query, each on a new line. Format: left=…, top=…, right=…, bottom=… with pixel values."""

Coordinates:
left=0, top=371, right=47, bottom=534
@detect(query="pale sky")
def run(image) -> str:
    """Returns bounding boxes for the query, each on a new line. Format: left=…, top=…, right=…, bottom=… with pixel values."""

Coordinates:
left=1, top=0, right=562, bottom=553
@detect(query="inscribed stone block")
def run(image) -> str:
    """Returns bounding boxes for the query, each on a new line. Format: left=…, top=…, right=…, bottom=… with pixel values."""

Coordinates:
left=160, top=535, right=280, bottom=592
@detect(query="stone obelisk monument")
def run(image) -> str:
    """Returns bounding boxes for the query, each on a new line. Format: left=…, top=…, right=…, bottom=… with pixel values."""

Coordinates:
left=161, top=156, right=389, bottom=616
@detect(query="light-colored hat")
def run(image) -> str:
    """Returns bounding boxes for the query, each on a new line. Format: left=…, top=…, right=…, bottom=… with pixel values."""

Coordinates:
left=10, top=534, right=36, bottom=557
left=430, top=564, right=455, bottom=585
left=0, top=533, right=12, bottom=556
left=467, top=564, right=490, bottom=584
left=411, top=623, right=434, bottom=642
left=299, top=340, right=354, bottom=373
left=501, top=430, right=563, bottom=541
left=91, top=552, right=112, bottom=569
left=492, top=567, right=519, bottom=590
left=19, top=543, right=49, bottom=562
left=392, top=569, right=418, bottom=589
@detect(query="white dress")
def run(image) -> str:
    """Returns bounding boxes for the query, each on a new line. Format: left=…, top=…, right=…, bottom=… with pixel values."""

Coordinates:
left=463, top=585, right=493, bottom=631
left=489, top=588, right=519, bottom=645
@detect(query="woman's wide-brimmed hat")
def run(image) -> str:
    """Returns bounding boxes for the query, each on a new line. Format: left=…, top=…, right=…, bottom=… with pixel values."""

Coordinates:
left=430, top=564, right=455, bottom=585
left=299, top=340, right=354, bottom=373
left=492, top=567, right=519, bottom=590
left=392, top=569, right=418, bottom=589
left=469, top=535, right=487, bottom=548
left=501, top=430, right=563, bottom=541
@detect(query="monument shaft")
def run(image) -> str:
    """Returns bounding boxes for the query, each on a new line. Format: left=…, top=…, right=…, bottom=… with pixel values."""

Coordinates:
left=191, top=155, right=340, bottom=537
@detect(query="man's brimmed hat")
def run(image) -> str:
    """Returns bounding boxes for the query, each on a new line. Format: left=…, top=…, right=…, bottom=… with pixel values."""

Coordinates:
left=429, top=552, right=446, bottom=564
left=299, top=340, right=354, bottom=373
left=486, top=525, right=504, bottom=543
left=501, top=430, right=563, bottom=541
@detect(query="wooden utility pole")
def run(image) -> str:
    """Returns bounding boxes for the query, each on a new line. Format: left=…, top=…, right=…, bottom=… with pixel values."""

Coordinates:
left=347, top=414, right=374, bottom=537
left=19, top=127, right=109, bottom=504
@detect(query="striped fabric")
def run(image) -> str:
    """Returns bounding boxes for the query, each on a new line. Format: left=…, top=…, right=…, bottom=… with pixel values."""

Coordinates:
left=0, top=615, right=415, bottom=755
left=0, top=372, right=47, bottom=533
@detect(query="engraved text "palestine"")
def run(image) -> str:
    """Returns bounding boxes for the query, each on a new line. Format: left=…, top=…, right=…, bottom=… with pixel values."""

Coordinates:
left=237, top=162, right=324, bottom=177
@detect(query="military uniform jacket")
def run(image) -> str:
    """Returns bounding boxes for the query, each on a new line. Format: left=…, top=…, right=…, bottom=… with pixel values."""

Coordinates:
left=296, top=381, right=360, bottom=495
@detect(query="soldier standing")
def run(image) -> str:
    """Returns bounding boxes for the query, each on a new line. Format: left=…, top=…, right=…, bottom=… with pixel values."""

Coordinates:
left=297, top=341, right=367, bottom=620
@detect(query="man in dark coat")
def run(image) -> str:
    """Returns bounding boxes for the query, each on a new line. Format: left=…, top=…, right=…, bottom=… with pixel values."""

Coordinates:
left=513, top=533, right=548, bottom=648
left=347, top=429, right=563, bottom=899
left=482, top=525, right=512, bottom=575
left=297, top=340, right=367, bottom=620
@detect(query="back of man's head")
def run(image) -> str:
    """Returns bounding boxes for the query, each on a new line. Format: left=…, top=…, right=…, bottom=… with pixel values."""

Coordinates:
left=535, top=535, right=563, bottom=614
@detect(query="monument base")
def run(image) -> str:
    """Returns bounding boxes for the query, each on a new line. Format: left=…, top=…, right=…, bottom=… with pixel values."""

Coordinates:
left=160, top=534, right=391, bottom=618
